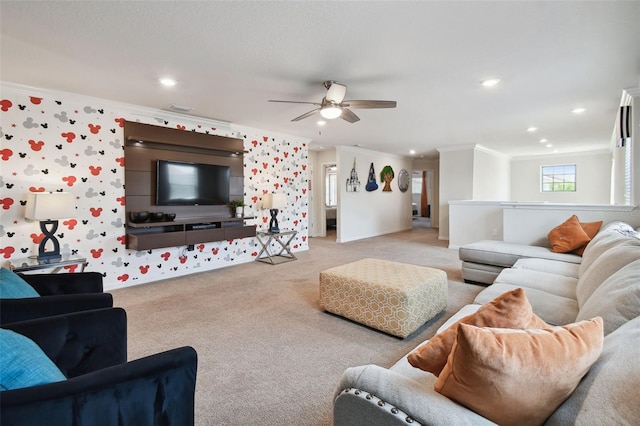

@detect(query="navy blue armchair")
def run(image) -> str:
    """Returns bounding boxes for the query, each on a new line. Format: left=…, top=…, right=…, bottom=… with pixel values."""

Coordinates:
left=1, top=272, right=113, bottom=325
left=1, top=308, right=198, bottom=426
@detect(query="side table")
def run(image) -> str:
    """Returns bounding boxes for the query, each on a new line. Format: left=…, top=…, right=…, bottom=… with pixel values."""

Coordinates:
left=255, top=230, right=297, bottom=265
left=8, top=255, right=88, bottom=274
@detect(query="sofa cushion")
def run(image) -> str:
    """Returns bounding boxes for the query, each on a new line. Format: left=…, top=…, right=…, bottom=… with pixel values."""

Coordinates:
left=576, top=259, right=640, bottom=335
left=459, top=240, right=581, bottom=268
left=0, top=267, right=40, bottom=299
left=494, top=268, right=577, bottom=299
left=0, top=329, right=66, bottom=390
left=572, top=220, right=602, bottom=256
left=511, top=258, right=579, bottom=278
left=435, top=318, right=604, bottom=426
left=474, top=283, right=578, bottom=326
left=407, top=288, right=546, bottom=376
left=547, top=215, right=591, bottom=253
left=579, top=221, right=640, bottom=277
left=576, top=245, right=640, bottom=308
left=546, top=315, right=640, bottom=425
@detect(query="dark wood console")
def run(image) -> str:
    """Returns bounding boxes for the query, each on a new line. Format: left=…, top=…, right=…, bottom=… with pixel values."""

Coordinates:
left=126, top=217, right=256, bottom=251
left=123, top=121, right=255, bottom=251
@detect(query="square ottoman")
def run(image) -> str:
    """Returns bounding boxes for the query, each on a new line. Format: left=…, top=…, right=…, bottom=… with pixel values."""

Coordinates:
left=319, top=258, right=448, bottom=338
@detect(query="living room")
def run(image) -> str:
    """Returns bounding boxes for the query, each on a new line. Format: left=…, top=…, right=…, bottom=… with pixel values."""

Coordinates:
left=1, top=1, right=640, bottom=425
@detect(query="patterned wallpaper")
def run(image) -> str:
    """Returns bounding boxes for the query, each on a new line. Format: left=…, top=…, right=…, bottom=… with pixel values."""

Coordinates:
left=0, top=84, right=309, bottom=290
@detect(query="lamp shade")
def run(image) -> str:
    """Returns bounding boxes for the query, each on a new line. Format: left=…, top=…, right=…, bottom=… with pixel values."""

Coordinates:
left=263, top=193, right=287, bottom=210
left=25, top=192, right=76, bottom=220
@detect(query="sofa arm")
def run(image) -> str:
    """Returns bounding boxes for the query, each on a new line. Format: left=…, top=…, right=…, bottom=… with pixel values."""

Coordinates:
left=3, top=307, right=126, bottom=377
left=1, top=346, right=197, bottom=426
left=334, top=365, right=495, bottom=426
left=20, top=272, right=104, bottom=295
left=0, top=293, right=113, bottom=325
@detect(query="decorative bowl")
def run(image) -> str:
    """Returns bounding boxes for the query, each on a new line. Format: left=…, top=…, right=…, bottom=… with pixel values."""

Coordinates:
left=149, top=212, right=165, bottom=222
left=164, top=213, right=176, bottom=221
left=129, top=211, right=149, bottom=223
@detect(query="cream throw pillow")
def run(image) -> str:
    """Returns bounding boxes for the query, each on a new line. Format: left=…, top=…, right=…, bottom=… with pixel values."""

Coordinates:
left=435, top=317, right=604, bottom=426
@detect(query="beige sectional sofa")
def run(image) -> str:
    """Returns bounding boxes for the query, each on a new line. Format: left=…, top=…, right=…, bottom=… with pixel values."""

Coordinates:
left=333, top=221, right=640, bottom=425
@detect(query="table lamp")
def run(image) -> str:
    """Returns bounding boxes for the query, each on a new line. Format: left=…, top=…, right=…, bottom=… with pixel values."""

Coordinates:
left=25, top=191, right=76, bottom=262
left=263, top=193, right=287, bottom=233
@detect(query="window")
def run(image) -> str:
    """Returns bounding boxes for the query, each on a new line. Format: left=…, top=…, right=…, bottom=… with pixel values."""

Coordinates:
left=541, top=164, right=576, bottom=192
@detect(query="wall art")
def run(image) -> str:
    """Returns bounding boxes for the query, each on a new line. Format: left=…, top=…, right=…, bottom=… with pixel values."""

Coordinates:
left=380, top=165, right=395, bottom=192
left=346, top=157, right=360, bottom=192
left=365, top=162, right=378, bottom=192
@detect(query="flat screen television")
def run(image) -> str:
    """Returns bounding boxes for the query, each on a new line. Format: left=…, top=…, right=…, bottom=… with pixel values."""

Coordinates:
left=156, top=159, right=230, bottom=206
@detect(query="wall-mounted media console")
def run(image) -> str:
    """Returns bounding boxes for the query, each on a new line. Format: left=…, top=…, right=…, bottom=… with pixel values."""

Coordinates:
left=126, top=216, right=256, bottom=251
left=123, top=121, right=255, bottom=250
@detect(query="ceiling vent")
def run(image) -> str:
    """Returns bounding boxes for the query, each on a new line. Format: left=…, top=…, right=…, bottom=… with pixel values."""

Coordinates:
left=168, top=104, right=194, bottom=113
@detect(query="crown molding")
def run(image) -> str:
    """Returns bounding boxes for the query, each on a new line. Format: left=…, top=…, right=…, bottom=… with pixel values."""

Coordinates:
left=0, top=81, right=233, bottom=132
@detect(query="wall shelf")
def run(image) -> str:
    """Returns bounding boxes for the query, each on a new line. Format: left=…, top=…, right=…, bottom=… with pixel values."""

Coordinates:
left=126, top=216, right=256, bottom=251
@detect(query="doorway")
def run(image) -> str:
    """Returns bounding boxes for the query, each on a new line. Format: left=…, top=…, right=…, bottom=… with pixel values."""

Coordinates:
left=324, top=163, right=337, bottom=238
left=412, top=170, right=432, bottom=228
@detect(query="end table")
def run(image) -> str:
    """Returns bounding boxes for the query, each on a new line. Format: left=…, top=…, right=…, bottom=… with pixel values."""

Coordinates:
left=255, top=230, right=297, bottom=265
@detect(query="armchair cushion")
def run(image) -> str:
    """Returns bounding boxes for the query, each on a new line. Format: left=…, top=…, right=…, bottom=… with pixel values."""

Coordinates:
left=0, top=329, right=66, bottom=391
left=0, top=268, right=39, bottom=299
left=3, top=308, right=127, bottom=377
left=1, top=346, right=197, bottom=426
left=1, top=308, right=197, bottom=426
left=0, top=293, right=113, bottom=326
left=20, top=271, right=104, bottom=296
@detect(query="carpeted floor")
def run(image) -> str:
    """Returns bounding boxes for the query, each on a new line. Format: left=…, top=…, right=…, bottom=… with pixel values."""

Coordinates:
left=112, top=227, right=484, bottom=425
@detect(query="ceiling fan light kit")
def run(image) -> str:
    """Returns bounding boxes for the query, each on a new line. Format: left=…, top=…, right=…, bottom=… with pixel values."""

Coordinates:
left=269, top=80, right=396, bottom=123
left=320, top=105, right=342, bottom=119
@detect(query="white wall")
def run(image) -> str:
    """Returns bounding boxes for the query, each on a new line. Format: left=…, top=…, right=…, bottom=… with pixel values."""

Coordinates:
left=437, top=146, right=474, bottom=240
left=502, top=203, right=640, bottom=246
left=336, top=145, right=413, bottom=243
left=473, top=146, right=511, bottom=201
left=511, top=151, right=612, bottom=203
left=449, top=201, right=504, bottom=248
left=448, top=201, right=640, bottom=248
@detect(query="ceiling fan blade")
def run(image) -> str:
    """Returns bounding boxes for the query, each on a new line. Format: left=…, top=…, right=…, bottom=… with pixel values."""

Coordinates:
left=291, top=108, right=320, bottom=122
left=340, top=108, right=360, bottom=123
left=342, top=100, right=397, bottom=109
left=325, top=82, right=347, bottom=103
left=269, top=100, right=321, bottom=106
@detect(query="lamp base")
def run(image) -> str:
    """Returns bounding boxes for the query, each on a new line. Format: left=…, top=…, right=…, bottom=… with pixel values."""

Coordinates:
left=268, top=209, right=280, bottom=233
left=37, top=219, right=62, bottom=263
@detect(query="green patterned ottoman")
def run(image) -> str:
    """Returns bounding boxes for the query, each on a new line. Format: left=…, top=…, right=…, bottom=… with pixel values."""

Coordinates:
left=319, top=258, right=448, bottom=338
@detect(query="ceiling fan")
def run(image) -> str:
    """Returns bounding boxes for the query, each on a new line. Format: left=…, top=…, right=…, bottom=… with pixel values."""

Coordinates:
left=269, top=81, right=397, bottom=123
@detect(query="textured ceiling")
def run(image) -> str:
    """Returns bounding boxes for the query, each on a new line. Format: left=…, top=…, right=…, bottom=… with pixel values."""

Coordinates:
left=1, top=1, right=639, bottom=158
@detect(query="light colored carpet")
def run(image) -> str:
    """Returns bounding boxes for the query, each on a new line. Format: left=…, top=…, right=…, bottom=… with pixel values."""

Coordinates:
left=112, top=227, right=484, bottom=425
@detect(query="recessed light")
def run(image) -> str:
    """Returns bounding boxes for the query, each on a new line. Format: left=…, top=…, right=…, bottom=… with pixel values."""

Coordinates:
left=481, top=78, right=501, bottom=87
left=539, top=138, right=548, bottom=143
left=546, top=144, right=553, bottom=148
left=409, top=150, right=416, bottom=155
left=527, top=127, right=538, bottom=132
left=572, top=107, right=586, bottom=114
left=159, top=77, right=177, bottom=87
left=317, top=120, right=326, bottom=126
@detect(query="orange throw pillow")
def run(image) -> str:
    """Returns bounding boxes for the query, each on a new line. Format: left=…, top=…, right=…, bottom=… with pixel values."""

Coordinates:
left=407, top=288, right=546, bottom=376
left=435, top=318, right=604, bottom=426
left=548, top=215, right=592, bottom=253
left=572, top=220, right=603, bottom=256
